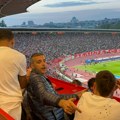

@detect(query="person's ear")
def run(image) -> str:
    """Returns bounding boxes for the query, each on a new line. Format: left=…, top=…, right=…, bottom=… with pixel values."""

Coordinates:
left=30, top=63, right=34, bottom=69
left=93, top=82, right=96, bottom=93
left=109, top=86, right=116, bottom=98
left=10, top=39, right=15, bottom=48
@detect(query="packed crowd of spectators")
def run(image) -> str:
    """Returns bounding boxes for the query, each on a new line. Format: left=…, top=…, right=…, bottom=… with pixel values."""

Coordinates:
left=14, top=32, right=120, bottom=63
left=13, top=31, right=120, bottom=79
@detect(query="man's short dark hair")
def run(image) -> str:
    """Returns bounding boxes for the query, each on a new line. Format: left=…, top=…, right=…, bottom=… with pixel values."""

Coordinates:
left=95, top=70, right=116, bottom=97
left=31, top=53, right=44, bottom=58
left=0, top=29, right=14, bottom=40
left=30, top=53, right=44, bottom=64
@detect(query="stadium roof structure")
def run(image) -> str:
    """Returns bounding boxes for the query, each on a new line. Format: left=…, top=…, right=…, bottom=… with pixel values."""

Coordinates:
left=0, top=0, right=41, bottom=18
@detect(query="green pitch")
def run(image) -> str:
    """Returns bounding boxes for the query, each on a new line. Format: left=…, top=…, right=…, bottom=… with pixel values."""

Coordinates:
left=74, top=60, right=120, bottom=76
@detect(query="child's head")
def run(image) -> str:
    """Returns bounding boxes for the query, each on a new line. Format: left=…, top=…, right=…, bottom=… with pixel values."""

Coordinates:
left=95, top=70, right=116, bottom=97
left=88, top=77, right=95, bottom=92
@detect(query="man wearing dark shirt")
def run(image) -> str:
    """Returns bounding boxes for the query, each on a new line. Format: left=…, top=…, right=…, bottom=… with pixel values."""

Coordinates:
left=27, top=53, right=82, bottom=120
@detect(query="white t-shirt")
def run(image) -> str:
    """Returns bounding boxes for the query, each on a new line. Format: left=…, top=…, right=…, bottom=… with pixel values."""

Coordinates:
left=74, top=92, right=120, bottom=120
left=0, top=47, right=26, bottom=119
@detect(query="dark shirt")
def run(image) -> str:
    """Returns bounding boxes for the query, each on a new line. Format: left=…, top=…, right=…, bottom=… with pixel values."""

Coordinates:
left=27, top=70, right=78, bottom=120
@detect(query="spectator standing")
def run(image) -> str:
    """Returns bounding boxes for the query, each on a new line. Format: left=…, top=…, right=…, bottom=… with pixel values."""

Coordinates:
left=0, top=29, right=28, bottom=120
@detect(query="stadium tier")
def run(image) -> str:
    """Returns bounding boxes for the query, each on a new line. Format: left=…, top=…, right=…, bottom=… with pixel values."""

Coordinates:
left=9, top=30, right=120, bottom=100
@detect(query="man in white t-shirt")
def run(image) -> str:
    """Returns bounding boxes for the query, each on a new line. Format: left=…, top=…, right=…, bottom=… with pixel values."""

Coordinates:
left=74, top=70, right=120, bottom=120
left=0, top=29, right=28, bottom=120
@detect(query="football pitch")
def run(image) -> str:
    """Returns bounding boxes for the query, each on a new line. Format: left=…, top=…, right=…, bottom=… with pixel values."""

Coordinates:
left=74, top=60, right=120, bottom=78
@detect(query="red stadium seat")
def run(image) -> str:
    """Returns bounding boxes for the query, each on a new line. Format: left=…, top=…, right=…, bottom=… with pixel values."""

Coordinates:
left=48, top=76, right=120, bottom=103
left=0, top=108, right=14, bottom=120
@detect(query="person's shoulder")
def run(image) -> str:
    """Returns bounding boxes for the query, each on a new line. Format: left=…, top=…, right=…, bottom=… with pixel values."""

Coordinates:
left=110, top=98, right=120, bottom=106
left=29, top=72, right=45, bottom=86
left=82, top=91, right=91, bottom=97
left=84, top=91, right=91, bottom=95
left=12, top=48, right=24, bottom=55
left=10, top=48, right=25, bottom=58
left=30, top=71, right=43, bottom=80
left=107, top=99, right=120, bottom=112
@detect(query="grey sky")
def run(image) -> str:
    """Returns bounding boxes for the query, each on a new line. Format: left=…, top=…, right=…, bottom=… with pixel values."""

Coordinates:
left=44, top=1, right=98, bottom=7
left=1, top=0, right=120, bottom=26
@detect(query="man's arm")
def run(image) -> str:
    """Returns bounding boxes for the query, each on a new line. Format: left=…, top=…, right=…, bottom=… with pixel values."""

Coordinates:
left=18, top=67, right=31, bottom=89
left=29, top=75, right=62, bottom=106
left=18, top=54, right=28, bottom=89
left=57, top=88, right=87, bottom=100
left=57, top=89, right=87, bottom=114
left=29, top=75, right=82, bottom=114
left=18, top=75, right=28, bottom=89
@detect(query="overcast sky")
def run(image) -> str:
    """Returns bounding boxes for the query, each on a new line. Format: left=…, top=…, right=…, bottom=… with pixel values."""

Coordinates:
left=1, top=0, right=120, bottom=26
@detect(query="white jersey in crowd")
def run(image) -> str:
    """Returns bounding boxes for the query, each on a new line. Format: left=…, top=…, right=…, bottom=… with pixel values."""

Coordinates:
left=74, top=92, right=120, bottom=120
left=0, top=47, right=26, bottom=120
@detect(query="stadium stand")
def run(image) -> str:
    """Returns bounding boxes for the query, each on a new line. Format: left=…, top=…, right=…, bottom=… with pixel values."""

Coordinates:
left=12, top=31, right=120, bottom=63
left=12, top=31, right=120, bottom=101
